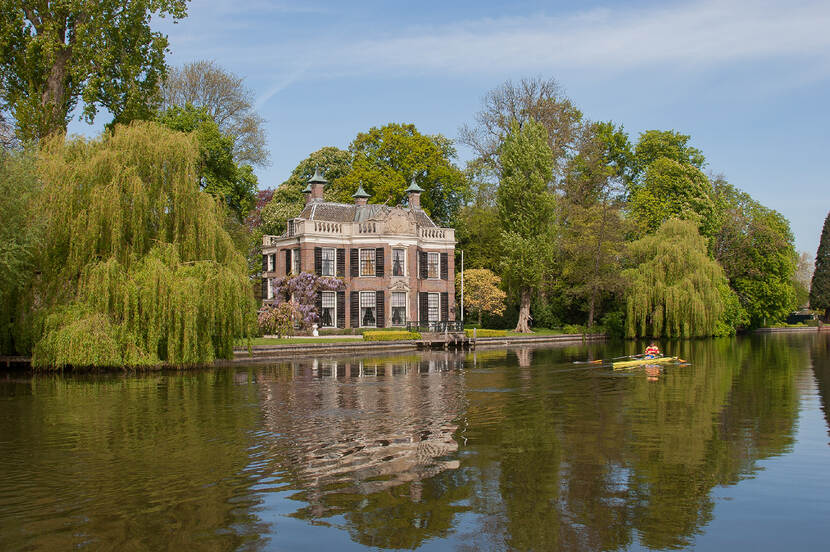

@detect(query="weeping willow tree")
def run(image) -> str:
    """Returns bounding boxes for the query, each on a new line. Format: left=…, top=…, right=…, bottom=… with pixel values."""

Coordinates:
left=23, top=121, right=253, bottom=368
left=624, top=219, right=729, bottom=338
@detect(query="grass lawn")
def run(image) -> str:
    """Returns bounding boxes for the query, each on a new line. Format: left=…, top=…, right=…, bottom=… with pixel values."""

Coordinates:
left=238, top=336, right=364, bottom=347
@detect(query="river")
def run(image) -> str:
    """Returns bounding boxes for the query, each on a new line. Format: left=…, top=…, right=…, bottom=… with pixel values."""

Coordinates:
left=1, top=333, right=829, bottom=551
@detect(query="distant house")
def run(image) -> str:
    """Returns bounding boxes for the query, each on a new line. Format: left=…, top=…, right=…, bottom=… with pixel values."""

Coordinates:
left=261, top=169, right=456, bottom=329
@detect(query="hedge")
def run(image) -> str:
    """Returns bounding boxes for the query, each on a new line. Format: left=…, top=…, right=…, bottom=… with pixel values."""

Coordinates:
left=363, top=331, right=422, bottom=341
left=464, top=329, right=507, bottom=337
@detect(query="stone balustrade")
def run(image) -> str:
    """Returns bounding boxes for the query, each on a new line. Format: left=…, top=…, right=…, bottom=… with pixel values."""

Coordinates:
left=264, top=218, right=455, bottom=246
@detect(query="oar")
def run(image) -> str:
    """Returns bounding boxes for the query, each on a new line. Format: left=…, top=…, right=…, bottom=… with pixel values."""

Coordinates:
left=611, top=353, right=647, bottom=361
left=573, top=353, right=646, bottom=365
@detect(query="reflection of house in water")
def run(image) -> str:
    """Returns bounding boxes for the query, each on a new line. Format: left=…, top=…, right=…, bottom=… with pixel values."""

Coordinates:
left=257, top=352, right=466, bottom=518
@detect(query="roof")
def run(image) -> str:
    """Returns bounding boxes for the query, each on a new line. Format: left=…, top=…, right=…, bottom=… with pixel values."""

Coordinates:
left=352, top=184, right=370, bottom=198
left=405, top=179, right=425, bottom=193
left=308, top=167, right=328, bottom=184
left=298, top=201, right=437, bottom=227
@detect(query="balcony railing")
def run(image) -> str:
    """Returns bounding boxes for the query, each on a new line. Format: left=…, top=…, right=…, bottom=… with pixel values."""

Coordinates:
left=264, top=219, right=455, bottom=246
left=406, top=320, right=464, bottom=333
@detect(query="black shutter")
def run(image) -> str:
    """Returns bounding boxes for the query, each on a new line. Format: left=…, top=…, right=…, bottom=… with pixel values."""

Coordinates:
left=376, top=290, right=385, bottom=328
left=315, top=247, right=322, bottom=275
left=284, top=249, right=291, bottom=275
left=441, top=292, right=449, bottom=321
left=419, top=292, right=429, bottom=323
left=262, top=254, right=268, bottom=273
left=419, top=250, right=428, bottom=279
left=440, top=252, right=448, bottom=280
left=261, top=278, right=268, bottom=299
left=337, top=291, right=345, bottom=328
left=350, top=248, right=359, bottom=277
left=376, top=247, right=384, bottom=277
left=296, top=248, right=302, bottom=273
left=337, top=248, right=345, bottom=277
left=315, top=292, right=323, bottom=324
left=350, top=291, right=359, bottom=328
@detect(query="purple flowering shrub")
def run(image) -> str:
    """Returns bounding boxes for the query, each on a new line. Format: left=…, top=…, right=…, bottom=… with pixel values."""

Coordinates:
left=268, top=272, right=345, bottom=331
left=258, top=302, right=296, bottom=337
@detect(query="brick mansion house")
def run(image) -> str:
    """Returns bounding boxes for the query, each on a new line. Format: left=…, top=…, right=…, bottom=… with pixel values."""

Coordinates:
left=261, top=170, right=456, bottom=329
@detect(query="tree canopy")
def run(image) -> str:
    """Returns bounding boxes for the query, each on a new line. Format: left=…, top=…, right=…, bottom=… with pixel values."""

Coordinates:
left=810, top=212, right=830, bottom=319
left=0, top=0, right=188, bottom=141
left=18, top=122, right=253, bottom=368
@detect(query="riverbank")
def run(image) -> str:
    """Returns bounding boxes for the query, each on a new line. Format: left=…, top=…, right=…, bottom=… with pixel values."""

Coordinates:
left=754, top=325, right=829, bottom=334
left=228, top=332, right=607, bottom=363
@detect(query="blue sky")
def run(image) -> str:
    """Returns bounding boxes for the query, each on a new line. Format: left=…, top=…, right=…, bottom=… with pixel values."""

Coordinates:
left=70, top=0, right=830, bottom=255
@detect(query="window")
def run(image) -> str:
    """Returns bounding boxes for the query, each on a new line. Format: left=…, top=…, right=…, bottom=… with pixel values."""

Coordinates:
left=391, top=292, right=407, bottom=326
left=292, top=248, right=301, bottom=274
left=428, top=293, right=440, bottom=322
left=360, top=292, right=377, bottom=327
left=321, top=291, right=336, bottom=327
left=392, top=248, right=405, bottom=276
left=427, top=252, right=439, bottom=279
left=268, top=254, right=275, bottom=272
left=266, top=278, right=273, bottom=299
left=322, top=248, right=336, bottom=276
left=360, top=249, right=376, bottom=277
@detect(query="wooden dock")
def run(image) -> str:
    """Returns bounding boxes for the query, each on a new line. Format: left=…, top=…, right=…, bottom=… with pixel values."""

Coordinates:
left=415, top=331, right=474, bottom=350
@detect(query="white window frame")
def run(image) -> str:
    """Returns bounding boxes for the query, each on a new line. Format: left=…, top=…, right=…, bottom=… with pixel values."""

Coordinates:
left=359, top=248, right=376, bottom=277
left=320, top=291, right=336, bottom=327
left=391, top=292, right=407, bottom=326
left=392, top=248, right=406, bottom=277
left=266, top=278, right=273, bottom=299
left=322, top=247, right=336, bottom=276
left=292, top=248, right=301, bottom=274
left=360, top=291, right=377, bottom=327
left=268, top=254, right=275, bottom=272
left=427, top=252, right=440, bottom=279
left=428, top=292, right=440, bottom=322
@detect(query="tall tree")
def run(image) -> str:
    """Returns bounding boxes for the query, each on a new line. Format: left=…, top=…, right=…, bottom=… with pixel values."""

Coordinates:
left=22, top=122, right=252, bottom=367
left=497, top=120, right=556, bottom=333
left=343, top=123, right=468, bottom=225
left=459, top=76, right=582, bottom=175
left=454, top=159, right=501, bottom=270
left=161, top=60, right=269, bottom=167
left=711, top=179, right=797, bottom=326
left=156, top=104, right=258, bottom=222
left=560, top=121, right=630, bottom=327
left=624, top=219, right=730, bottom=338
left=810, top=211, right=830, bottom=320
left=0, top=0, right=188, bottom=142
left=631, top=129, right=705, bottom=181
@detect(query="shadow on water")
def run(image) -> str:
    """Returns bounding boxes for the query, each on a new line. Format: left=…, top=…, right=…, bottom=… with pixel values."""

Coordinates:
left=0, top=335, right=826, bottom=551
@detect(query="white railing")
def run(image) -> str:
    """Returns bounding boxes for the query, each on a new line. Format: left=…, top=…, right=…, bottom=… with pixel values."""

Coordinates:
left=313, top=221, right=342, bottom=233
left=263, top=219, right=454, bottom=245
left=358, top=222, right=379, bottom=233
left=421, top=228, right=446, bottom=239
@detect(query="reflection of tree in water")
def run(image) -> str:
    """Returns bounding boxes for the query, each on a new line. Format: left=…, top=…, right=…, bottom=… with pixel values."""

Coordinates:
left=456, top=339, right=806, bottom=551
left=810, top=332, right=830, bottom=439
left=256, top=352, right=473, bottom=549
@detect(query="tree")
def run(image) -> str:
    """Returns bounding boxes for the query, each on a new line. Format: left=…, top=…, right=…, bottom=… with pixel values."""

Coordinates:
left=624, top=219, right=732, bottom=338
left=560, top=121, right=630, bottom=327
left=631, top=129, right=705, bottom=181
left=457, top=269, right=507, bottom=326
left=794, top=251, right=814, bottom=308
left=20, top=122, right=253, bottom=368
left=343, top=123, right=468, bottom=225
left=161, top=60, right=269, bottom=167
left=156, top=104, right=258, bottom=221
left=711, top=180, right=798, bottom=326
left=811, top=211, right=830, bottom=320
left=497, top=120, right=556, bottom=333
left=0, top=0, right=188, bottom=142
left=268, top=272, right=345, bottom=331
left=459, top=76, right=582, bottom=176
left=454, top=159, right=501, bottom=270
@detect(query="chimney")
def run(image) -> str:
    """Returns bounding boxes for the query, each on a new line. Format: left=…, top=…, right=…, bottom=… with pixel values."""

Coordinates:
left=352, top=182, right=370, bottom=206
left=406, top=178, right=424, bottom=210
left=302, top=182, right=312, bottom=204
left=308, top=167, right=327, bottom=202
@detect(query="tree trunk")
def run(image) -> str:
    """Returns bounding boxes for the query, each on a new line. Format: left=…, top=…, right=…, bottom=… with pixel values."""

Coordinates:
left=515, top=288, right=532, bottom=333
left=587, top=292, right=595, bottom=328
left=39, top=45, right=72, bottom=140
left=478, top=309, right=482, bottom=327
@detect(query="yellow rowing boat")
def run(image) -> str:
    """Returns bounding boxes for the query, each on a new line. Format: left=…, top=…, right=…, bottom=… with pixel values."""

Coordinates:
left=613, top=356, right=680, bottom=370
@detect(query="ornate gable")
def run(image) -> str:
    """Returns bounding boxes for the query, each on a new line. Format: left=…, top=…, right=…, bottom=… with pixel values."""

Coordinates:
left=383, top=207, right=417, bottom=235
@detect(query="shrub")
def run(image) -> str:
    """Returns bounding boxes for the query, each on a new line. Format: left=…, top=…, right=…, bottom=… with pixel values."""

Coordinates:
left=562, top=324, right=585, bottom=334
left=363, top=331, right=421, bottom=341
left=465, top=329, right=507, bottom=337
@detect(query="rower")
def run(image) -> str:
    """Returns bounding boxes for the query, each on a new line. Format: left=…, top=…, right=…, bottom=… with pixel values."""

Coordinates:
left=644, top=341, right=660, bottom=359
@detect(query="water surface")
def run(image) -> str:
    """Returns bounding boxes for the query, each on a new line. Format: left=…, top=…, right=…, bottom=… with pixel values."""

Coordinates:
left=1, top=334, right=829, bottom=550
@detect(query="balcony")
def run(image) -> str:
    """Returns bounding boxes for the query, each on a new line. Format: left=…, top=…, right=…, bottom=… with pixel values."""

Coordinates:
left=265, top=218, right=455, bottom=247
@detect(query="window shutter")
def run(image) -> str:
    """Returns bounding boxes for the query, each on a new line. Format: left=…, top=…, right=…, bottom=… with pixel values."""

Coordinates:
left=441, top=292, right=449, bottom=321
left=350, top=291, right=359, bottom=328
left=262, top=254, right=268, bottom=273
left=440, top=252, right=448, bottom=280
left=419, top=292, right=429, bottom=323
left=350, top=248, right=359, bottom=277
left=314, top=247, right=322, bottom=275
left=337, top=248, right=345, bottom=277
left=376, top=247, right=384, bottom=277
left=337, top=291, right=345, bottom=328
left=261, top=278, right=268, bottom=300
left=376, top=291, right=385, bottom=328
left=315, top=292, right=323, bottom=324
left=284, top=249, right=291, bottom=275
left=419, top=251, right=428, bottom=279
left=296, top=248, right=302, bottom=272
